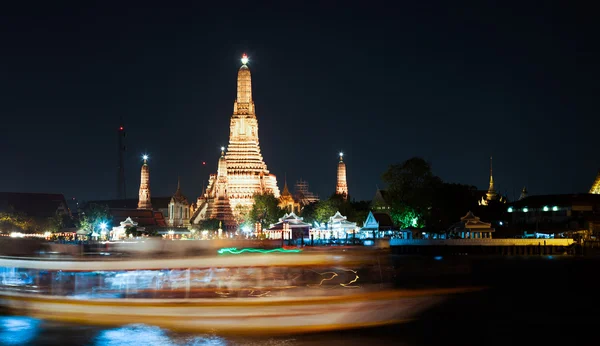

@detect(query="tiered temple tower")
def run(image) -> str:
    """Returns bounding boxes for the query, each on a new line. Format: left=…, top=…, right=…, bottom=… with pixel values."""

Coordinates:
left=335, top=152, right=348, bottom=200
left=137, top=155, right=152, bottom=209
left=590, top=170, right=600, bottom=194
left=192, top=55, right=280, bottom=229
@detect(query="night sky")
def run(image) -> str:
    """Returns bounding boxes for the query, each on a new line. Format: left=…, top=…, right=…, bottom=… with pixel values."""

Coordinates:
left=0, top=1, right=597, bottom=204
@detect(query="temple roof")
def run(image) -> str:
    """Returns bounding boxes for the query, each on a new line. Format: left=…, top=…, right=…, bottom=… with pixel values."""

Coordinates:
left=268, top=212, right=311, bottom=230
left=458, top=211, right=493, bottom=230
left=361, top=211, right=380, bottom=230
left=329, top=211, right=347, bottom=222
left=171, top=178, right=189, bottom=205
left=108, top=208, right=166, bottom=228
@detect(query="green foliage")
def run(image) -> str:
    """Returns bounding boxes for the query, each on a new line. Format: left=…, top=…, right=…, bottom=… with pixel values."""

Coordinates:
left=77, top=203, right=112, bottom=234
left=198, top=218, right=221, bottom=231
left=390, top=204, right=424, bottom=229
left=314, top=200, right=337, bottom=224
left=234, top=204, right=251, bottom=227
left=248, top=192, right=285, bottom=229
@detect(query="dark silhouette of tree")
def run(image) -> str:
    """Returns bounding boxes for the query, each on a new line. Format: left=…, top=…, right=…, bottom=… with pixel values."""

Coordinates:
left=248, top=193, right=285, bottom=229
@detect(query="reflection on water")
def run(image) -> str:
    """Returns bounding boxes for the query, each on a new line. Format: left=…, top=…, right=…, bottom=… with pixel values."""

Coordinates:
left=0, top=316, right=406, bottom=346
left=0, top=316, right=40, bottom=345
left=95, top=324, right=228, bottom=346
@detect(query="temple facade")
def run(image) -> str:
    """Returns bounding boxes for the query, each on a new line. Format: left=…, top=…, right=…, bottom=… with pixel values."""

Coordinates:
left=335, top=152, right=348, bottom=200
left=279, top=180, right=300, bottom=213
left=167, top=178, right=190, bottom=227
left=137, top=155, right=152, bottom=210
left=192, top=55, right=280, bottom=229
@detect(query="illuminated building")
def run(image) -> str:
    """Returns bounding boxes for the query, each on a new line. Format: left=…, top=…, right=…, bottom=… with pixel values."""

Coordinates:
left=167, top=178, right=190, bottom=227
left=278, top=180, right=300, bottom=213
left=359, top=211, right=407, bottom=239
left=192, top=54, right=280, bottom=229
left=478, top=156, right=506, bottom=206
left=137, top=155, right=152, bottom=210
left=267, top=212, right=311, bottom=241
left=447, top=211, right=495, bottom=239
left=590, top=170, right=600, bottom=194
left=311, top=211, right=358, bottom=241
left=335, top=152, right=348, bottom=200
left=507, top=194, right=600, bottom=238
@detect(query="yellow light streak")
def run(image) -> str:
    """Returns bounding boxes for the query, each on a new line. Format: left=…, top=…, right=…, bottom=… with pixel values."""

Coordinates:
left=307, top=271, right=338, bottom=288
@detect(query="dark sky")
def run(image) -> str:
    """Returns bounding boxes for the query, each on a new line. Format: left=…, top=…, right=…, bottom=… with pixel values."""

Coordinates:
left=0, top=1, right=597, bottom=203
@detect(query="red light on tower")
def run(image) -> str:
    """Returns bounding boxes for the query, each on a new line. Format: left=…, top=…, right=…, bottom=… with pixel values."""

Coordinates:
left=119, top=126, right=124, bottom=131
left=202, top=161, right=206, bottom=165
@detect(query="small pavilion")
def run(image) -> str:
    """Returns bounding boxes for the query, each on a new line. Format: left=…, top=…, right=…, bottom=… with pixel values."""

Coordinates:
left=449, top=211, right=495, bottom=239
left=267, top=212, right=311, bottom=240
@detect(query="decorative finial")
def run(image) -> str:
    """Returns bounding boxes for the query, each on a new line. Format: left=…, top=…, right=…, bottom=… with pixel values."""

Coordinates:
left=339, top=152, right=344, bottom=161
left=241, top=54, right=249, bottom=65
left=142, top=154, right=149, bottom=163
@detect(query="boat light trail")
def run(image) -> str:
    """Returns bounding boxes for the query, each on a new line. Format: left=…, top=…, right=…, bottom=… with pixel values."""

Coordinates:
left=217, top=248, right=302, bottom=255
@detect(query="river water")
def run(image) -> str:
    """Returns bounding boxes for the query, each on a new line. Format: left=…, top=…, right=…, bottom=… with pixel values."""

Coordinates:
left=1, top=255, right=598, bottom=345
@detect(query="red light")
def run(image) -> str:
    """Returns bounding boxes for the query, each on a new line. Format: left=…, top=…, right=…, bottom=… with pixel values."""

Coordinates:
left=202, top=161, right=206, bottom=165
left=119, top=126, right=124, bottom=131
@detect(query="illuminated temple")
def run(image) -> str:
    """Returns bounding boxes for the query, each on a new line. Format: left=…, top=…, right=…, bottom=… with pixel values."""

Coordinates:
left=192, top=55, right=280, bottom=229
left=590, top=170, right=600, bottom=194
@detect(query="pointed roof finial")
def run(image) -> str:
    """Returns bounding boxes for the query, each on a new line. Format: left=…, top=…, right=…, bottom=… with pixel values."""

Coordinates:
left=142, top=154, right=149, bottom=164
left=177, top=176, right=181, bottom=191
left=220, top=146, right=225, bottom=157
left=241, top=53, right=249, bottom=65
left=339, top=151, right=344, bottom=162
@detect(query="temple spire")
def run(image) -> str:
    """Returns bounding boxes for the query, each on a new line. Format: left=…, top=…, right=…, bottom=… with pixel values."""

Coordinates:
left=485, top=156, right=497, bottom=201
left=336, top=151, right=348, bottom=200
left=138, top=154, right=152, bottom=209
left=236, top=53, right=253, bottom=107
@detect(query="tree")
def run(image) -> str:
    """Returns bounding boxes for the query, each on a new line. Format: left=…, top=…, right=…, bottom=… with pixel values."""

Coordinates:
left=428, top=183, right=478, bottom=232
left=382, top=157, right=442, bottom=210
left=314, top=200, right=337, bottom=224
left=382, top=157, right=443, bottom=229
left=77, top=203, right=112, bottom=234
left=350, top=200, right=372, bottom=226
left=234, top=204, right=251, bottom=228
left=299, top=202, right=317, bottom=224
left=0, top=211, right=31, bottom=233
left=248, top=193, right=284, bottom=229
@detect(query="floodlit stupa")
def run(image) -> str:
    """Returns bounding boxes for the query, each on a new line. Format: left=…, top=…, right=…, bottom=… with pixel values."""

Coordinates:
left=192, top=54, right=280, bottom=229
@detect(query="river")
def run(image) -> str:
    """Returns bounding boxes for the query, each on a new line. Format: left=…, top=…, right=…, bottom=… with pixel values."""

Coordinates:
left=1, top=255, right=598, bottom=345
